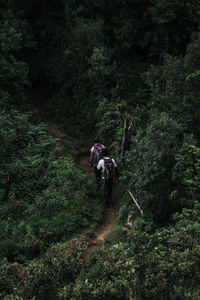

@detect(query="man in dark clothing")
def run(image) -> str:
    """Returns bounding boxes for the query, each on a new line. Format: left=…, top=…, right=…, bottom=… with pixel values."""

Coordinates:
left=97, top=148, right=119, bottom=206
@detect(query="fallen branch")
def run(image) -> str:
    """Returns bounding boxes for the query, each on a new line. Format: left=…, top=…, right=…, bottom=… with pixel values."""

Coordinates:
left=127, top=190, right=143, bottom=216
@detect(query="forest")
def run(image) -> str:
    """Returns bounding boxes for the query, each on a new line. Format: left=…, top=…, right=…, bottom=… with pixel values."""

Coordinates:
left=1, top=0, right=200, bottom=299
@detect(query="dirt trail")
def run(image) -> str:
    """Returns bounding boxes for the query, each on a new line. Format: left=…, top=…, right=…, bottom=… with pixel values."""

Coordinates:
left=82, top=207, right=116, bottom=260
left=25, top=103, right=117, bottom=259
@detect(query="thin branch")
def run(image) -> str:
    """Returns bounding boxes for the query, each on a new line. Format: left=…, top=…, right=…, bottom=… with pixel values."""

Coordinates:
left=128, top=120, right=133, bottom=131
left=120, top=119, right=127, bottom=162
left=127, top=190, right=143, bottom=216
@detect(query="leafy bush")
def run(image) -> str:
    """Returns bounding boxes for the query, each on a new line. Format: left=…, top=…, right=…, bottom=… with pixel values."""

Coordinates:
left=0, top=109, right=97, bottom=261
left=58, top=204, right=200, bottom=300
left=172, top=143, right=200, bottom=207
left=124, top=112, right=182, bottom=224
left=29, top=156, right=95, bottom=238
left=59, top=242, right=136, bottom=300
left=3, top=206, right=200, bottom=300
left=96, top=97, right=132, bottom=152
left=145, top=33, right=200, bottom=140
left=0, top=238, right=89, bottom=300
left=0, top=11, right=35, bottom=106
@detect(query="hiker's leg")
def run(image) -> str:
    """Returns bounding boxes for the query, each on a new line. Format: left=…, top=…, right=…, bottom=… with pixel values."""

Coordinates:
left=107, top=181, right=113, bottom=206
left=104, top=180, right=112, bottom=206
left=93, top=163, right=99, bottom=181
left=103, top=182, right=110, bottom=206
left=109, top=181, right=112, bottom=199
left=94, top=166, right=98, bottom=181
left=94, top=166, right=101, bottom=190
left=93, top=163, right=100, bottom=191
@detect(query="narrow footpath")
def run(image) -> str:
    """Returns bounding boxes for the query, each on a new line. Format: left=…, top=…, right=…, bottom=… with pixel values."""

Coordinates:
left=24, top=102, right=117, bottom=260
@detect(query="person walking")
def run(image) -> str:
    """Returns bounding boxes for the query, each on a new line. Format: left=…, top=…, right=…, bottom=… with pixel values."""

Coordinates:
left=97, top=148, right=119, bottom=207
left=89, top=137, right=105, bottom=187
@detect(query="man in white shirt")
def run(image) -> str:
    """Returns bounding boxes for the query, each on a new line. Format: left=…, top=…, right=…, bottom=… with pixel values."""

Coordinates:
left=97, top=148, right=119, bottom=206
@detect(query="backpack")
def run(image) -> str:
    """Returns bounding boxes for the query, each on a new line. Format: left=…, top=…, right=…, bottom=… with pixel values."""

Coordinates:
left=93, top=143, right=103, bottom=163
left=102, top=158, right=114, bottom=181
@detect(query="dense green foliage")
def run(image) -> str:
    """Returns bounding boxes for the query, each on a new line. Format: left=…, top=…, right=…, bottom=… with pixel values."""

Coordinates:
left=0, top=109, right=97, bottom=262
left=0, top=2, right=99, bottom=266
left=172, top=143, right=200, bottom=207
left=1, top=0, right=200, bottom=299
left=2, top=205, right=200, bottom=299
left=0, top=237, right=89, bottom=300
left=22, top=0, right=200, bottom=129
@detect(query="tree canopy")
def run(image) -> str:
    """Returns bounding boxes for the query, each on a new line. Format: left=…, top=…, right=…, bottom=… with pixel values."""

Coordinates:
left=1, top=0, right=200, bottom=299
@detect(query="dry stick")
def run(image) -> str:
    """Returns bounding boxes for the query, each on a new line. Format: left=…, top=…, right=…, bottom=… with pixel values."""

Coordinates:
left=120, top=119, right=133, bottom=163
left=128, top=120, right=133, bottom=131
left=127, top=190, right=143, bottom=216
left=120, top=119, right=128, bottom=163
